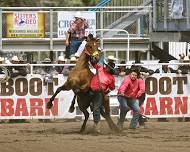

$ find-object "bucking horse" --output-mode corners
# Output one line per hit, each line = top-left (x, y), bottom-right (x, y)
(47, 37), (118, 133)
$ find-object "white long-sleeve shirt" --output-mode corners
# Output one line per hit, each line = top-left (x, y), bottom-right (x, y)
(74, 40), (87, 57)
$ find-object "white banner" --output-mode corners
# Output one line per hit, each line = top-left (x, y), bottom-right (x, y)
(0, 74), (75, 119)
(0, 73), (189, 119)
(57, 11), (96, 38)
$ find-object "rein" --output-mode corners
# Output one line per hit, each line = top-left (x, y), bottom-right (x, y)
(84, 47), (99, 57)
(84, 47), (90, 56)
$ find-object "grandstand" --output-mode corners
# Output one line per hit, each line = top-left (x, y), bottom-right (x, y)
(0, 0), (189, 63)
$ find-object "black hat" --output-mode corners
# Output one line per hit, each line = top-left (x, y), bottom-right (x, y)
(107, 62), (115, 69)
(129, 68), (140, 76)
(158, 60), (169, 63)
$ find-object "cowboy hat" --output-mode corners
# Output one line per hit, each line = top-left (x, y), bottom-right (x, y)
(74, 11), (84, 19)
(98, 47), (102, 51)
(183, 56), (190, 62)
(43, 58), (51, 63)
(70, 56), (77, 62)
(58, 56), (66, 62)
(107, 55), (118, 61)
(0, 57), (4, 62)
(11, 56), (19, 61)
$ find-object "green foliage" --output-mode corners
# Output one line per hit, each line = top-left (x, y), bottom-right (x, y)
(0, 0), (101, 7)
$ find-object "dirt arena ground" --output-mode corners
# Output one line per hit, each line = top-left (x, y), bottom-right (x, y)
(0, 119), (190, 152)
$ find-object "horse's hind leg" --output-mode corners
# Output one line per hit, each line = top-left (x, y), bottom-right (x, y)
(80, 108), (89, 133)
(100, 109), (119, 132)
(68, 95), (76, 113)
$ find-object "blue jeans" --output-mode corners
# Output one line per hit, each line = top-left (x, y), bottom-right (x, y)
(118, 96), (140, 129)
(89, 90), (104, 123)
(69, 38), (83, 55)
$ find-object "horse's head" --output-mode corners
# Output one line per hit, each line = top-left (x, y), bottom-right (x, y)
(84, 37), (101, 64)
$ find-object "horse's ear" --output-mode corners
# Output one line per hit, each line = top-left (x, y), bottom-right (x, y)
(96, 38), (100, 42)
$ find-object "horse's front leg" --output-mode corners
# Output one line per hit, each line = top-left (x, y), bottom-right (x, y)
(47, 81), (69, 109)
(80, 109), (89, 133)
(46, 86), (63, 109)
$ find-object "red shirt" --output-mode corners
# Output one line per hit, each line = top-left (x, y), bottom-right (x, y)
(91, 65), (115, 94)
(117, 76), (145, 99)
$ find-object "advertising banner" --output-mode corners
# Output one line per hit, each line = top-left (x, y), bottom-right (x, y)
(57, 11), (96, 38)
(0, 74), (75, 119)
(6, 12), (45, 38)
(0, 73), (189, 119)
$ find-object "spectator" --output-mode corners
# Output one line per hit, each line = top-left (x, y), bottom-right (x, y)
(131, 61), (154, 78)
(106, 55), (118, 64)
(8, 56), (28, 78)
(65, 11), (88, 59)
(115, 60), (130, 76)
(0, 57), (5, 74)
(41, 58), (57, 82)
(55, 56), (66, 74)
(70, 56), (77, 64)
(61, 56), (77, 76)
(155, 60), (177, 74)
(177, 55), (190, 74)
(0, 56), (10, 89)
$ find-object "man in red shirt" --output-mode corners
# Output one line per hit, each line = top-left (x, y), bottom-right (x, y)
(90, 62), (115, 132)
(117, 69), (145, 130)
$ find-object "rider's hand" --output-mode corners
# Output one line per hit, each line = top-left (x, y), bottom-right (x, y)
(65, 40), (69, 46)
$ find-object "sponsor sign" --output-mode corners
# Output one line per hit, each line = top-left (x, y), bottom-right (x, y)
(0, 74), (75, 119)
(0, 73), (189, 119)
(6, 12), (45, 38)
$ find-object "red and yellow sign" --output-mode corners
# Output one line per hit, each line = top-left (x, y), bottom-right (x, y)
(6, 12), (45, 38)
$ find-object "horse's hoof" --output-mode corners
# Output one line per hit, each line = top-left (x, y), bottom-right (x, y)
(68, 106), (75, 113)
(46, 102), (53, 109)
(79, 128), (85, 134)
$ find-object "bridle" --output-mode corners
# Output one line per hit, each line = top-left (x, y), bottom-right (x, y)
(84, 46), (100, 65)
(84, 47), (99, 57)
